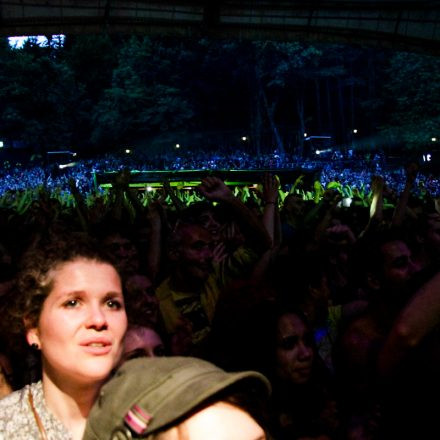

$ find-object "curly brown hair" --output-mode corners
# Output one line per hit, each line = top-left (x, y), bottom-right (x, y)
(2, 231), (119, 355)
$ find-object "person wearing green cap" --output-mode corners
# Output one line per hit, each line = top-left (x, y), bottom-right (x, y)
(83, 357), (272, 440)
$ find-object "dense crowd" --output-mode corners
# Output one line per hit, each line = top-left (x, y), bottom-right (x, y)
(0, 147), (439, 439)
(1, 147), (439, 198)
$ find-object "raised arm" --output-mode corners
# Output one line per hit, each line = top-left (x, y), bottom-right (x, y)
(369, 175), (385, 222)
(260, 173), (281, 247)
(359, 175), (385, 238)
(198, 176), (271, 252)
(392, 162), (418, 227)
(162, 179), (185, 212)
(377, 270), (440, 377)
(143, 201), (164, 284)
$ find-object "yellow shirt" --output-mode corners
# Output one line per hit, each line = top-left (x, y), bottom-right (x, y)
(156, 246), (257, 345)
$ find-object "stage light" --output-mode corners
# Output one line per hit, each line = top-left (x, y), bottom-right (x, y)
(316, 150), (321, 155)
(432, 137), (437, 142)
(353, 129), (358, 134)
(59, 162), (76, 169)
(175, 144), (180, 149)
(241, 136), (247, 141)
(146, 186), (153, 192)
(125, 149), (131, 154)
(304, 133), (307, 137)
(0, 141), (3, 148)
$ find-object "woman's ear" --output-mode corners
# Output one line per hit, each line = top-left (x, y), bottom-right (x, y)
(24, 320), (41, 349)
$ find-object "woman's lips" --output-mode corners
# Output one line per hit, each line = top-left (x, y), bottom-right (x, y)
(80, 338), (112, 355)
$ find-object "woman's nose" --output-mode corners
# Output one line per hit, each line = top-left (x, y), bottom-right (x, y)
(298, 341), (313, 360)
(86, 305), (108, 330)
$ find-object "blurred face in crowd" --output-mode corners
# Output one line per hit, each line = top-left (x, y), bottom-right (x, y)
(276, 313), (314, 385)
(121, 326), (165, 363)
(103, 233), (139, 275)
(155, 402), (265, 440)
(380, 240), (419, 289)
(197, 210), (222, 243)
(125, 274), (159, 327)
(175, 225), (214, 283)
(26, 258), (127, 386)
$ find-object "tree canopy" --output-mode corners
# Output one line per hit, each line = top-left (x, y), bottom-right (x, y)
(0, 34), (438, 156)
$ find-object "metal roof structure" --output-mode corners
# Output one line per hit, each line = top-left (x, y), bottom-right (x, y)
(1, 1), (440, 54)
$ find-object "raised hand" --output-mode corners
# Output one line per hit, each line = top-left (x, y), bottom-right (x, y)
(371, 175), (385, 193)
(261, 173), (279, 205)
(198, 176), (233, 202)
(212, 242), (228, 264)
(405, 162), (419, 184)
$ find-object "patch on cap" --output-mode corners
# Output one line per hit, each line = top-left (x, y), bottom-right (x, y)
(124, 404), (152, 435)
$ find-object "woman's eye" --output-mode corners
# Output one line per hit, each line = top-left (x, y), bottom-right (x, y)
(106, 299), (123, 309)
(64, 299), (79, 308)
(279, 335), (298, 350)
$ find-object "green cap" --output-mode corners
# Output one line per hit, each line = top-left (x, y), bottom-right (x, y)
(83, 356), (271, 440)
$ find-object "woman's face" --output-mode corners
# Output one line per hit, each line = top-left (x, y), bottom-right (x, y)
(122, 326), (166, 362)
(275, 313), (314, 385)
(27, 258), (127, 386)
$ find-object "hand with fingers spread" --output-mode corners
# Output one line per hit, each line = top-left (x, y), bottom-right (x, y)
(198, 176), (233, 202)
(212, 242), (228, 264)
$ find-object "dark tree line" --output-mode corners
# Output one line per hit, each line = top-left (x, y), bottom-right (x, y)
(0, 34), (439, 157)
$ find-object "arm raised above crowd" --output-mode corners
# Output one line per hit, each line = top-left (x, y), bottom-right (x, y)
(198, 176), (272, 252)
(392, 162), (418, 227)
(369, 175), (385, 222)
(259, 173), (281, 247)
(162, 179), (185, 211)
(359, 175), (385, 238)
(377, 270), (440, 377)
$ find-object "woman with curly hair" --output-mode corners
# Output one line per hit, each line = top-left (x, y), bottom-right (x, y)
(0, 232), (127, 440)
